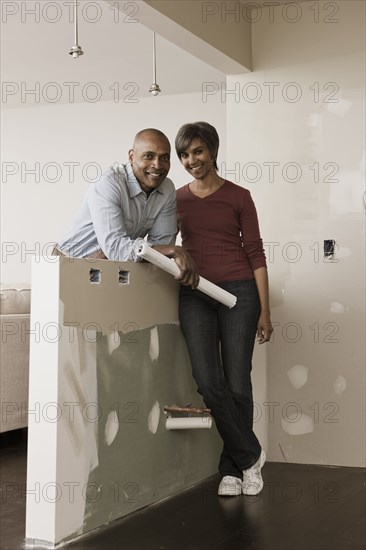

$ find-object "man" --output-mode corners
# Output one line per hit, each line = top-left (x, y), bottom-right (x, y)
(55, 129), (198, 286)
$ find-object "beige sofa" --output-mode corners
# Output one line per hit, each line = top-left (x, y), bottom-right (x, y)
(0, 284), (31, 432)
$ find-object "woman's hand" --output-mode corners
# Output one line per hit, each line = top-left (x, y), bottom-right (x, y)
(253, 267), (272, 343)
(257, 311), (273, 344)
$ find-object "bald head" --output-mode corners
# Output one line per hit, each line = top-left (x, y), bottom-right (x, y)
(133, 128), (170, 149)
(128, 129), (171, 194)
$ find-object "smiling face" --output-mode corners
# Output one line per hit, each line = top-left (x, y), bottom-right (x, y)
(179, 138), (216, 180)
(129, 131), (171, 194)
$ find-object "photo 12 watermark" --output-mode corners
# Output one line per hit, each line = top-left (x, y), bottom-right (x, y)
(1, 81), (140, 105)
(2, 161), (103, 183)
(201, 477), (340, 503)
(202, 81), (340, 104)
(253, 400), (340, 424)
(1, 318), (141, 345)
(1, 479), (140, 504)
(1, 1), (139, 24)
(201, 2), (340, 24)
(219, 161), (339, 184)
(1, 399), (140, 425)
(196, 317), (340, 345)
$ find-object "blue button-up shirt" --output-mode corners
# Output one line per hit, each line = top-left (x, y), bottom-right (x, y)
(57, 163), (177, 261)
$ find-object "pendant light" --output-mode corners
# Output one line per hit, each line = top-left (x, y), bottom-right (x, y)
(69, 0), (84, 58)
(149, 32), (161, 96)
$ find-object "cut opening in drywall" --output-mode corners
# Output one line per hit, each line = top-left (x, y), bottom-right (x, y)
(118, 270), (130, 285)
(90, 269), (102, 284)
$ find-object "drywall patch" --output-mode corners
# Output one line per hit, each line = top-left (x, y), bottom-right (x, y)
(334, 375), (347, 395)
(326, 98), (352, 117)
(149, 326), (159, 362)
(287, 364), (308, 389)
(105, 410), (119, 446)
(107, 331), (120, 355)
(148, 401), (160, 434)
(281, 413), (314, 435)
(83, 327), (98, 343)
(330, 302), (345, 314)
(336, 247), (352, 259)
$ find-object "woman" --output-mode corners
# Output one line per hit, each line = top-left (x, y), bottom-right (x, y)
(175, 122), (273, 497)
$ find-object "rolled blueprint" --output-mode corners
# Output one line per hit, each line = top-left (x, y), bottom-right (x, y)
(166, 416), (212, 430)
(136, 242), (237, 309)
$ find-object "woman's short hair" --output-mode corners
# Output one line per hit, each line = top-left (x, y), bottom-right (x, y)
(175, 121), (219, 171)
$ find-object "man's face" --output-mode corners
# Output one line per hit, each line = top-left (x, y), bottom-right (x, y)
(129, 133), (171, 194)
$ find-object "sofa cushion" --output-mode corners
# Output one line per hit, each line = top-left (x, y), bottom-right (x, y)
(0, 284), (31, 315)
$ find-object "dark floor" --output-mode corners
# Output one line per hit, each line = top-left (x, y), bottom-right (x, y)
(0, 429), (365, 550)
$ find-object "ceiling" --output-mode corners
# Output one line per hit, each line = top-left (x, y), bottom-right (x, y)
(0, 0), (225, 108)
(1, 0), (344, 108)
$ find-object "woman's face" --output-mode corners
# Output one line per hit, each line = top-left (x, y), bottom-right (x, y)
(179, 138), (216, 180)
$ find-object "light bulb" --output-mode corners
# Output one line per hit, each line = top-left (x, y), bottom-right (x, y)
(69, 45), (84, 58)
(149, 83), (161, 96)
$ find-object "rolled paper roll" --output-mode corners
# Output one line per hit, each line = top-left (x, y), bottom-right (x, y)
(164, 406), (211, 414)
(166, 416), (212, 430)
(136, 242), (237, 309)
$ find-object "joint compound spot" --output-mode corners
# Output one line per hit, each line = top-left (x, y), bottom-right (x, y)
(149, 326), (159, 362)
(330, 302), (345, 314)
(83, 328), (98, 343)
(105, 410), (119, 446)
(148, 401), (160, 434)
(287, 364), (308, 389)
(336, 247), (352, 259)
(107, 330), (120, 355)
(281, 413), (314, 435)
(334, 375), (347, 394)
(326, 98), (352, 117)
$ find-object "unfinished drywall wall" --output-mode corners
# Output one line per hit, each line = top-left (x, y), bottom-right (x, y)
(26, 256), (222, 547)
(226, 0), (365, 467)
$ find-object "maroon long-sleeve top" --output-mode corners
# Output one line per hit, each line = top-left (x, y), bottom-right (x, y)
(176, 180), (267, 284)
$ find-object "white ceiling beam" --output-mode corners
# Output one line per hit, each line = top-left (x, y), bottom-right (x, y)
(105, 0), (252, 74)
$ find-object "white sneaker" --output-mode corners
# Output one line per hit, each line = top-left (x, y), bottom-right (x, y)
(242, 450), (266, 495)
(218, 475), (243, 496)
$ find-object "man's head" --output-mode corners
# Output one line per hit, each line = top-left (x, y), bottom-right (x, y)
(129, 129), (171, 194)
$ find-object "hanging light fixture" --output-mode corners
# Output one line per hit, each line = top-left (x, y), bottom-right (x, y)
(69, 0), (84, 58)
(149, 32), (161, 96)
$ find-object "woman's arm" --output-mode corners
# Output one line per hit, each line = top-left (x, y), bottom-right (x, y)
(253, 266), (273, 344)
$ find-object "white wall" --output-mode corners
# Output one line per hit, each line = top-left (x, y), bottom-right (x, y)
(226, 1), (365, 466)
(1, 93), (226, 282)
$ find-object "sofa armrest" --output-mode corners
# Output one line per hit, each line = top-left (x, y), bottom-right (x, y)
(0, 314), (30, 432)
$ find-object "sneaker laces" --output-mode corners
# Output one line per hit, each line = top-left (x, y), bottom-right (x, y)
(243, 462), (261, 484)
(224, 475), (241, 482)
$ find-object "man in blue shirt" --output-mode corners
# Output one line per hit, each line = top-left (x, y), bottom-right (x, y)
(55, 128), (197, 286)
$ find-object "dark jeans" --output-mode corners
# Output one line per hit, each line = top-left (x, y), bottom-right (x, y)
(179, 279), (262, 479)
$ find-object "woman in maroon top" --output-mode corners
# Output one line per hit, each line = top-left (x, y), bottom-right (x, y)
(175, 121), (273, 497)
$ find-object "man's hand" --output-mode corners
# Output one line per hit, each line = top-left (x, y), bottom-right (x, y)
(152, 245), (199, 288)
(171, 246), (199, 288)
(87, 249), (107, 259)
